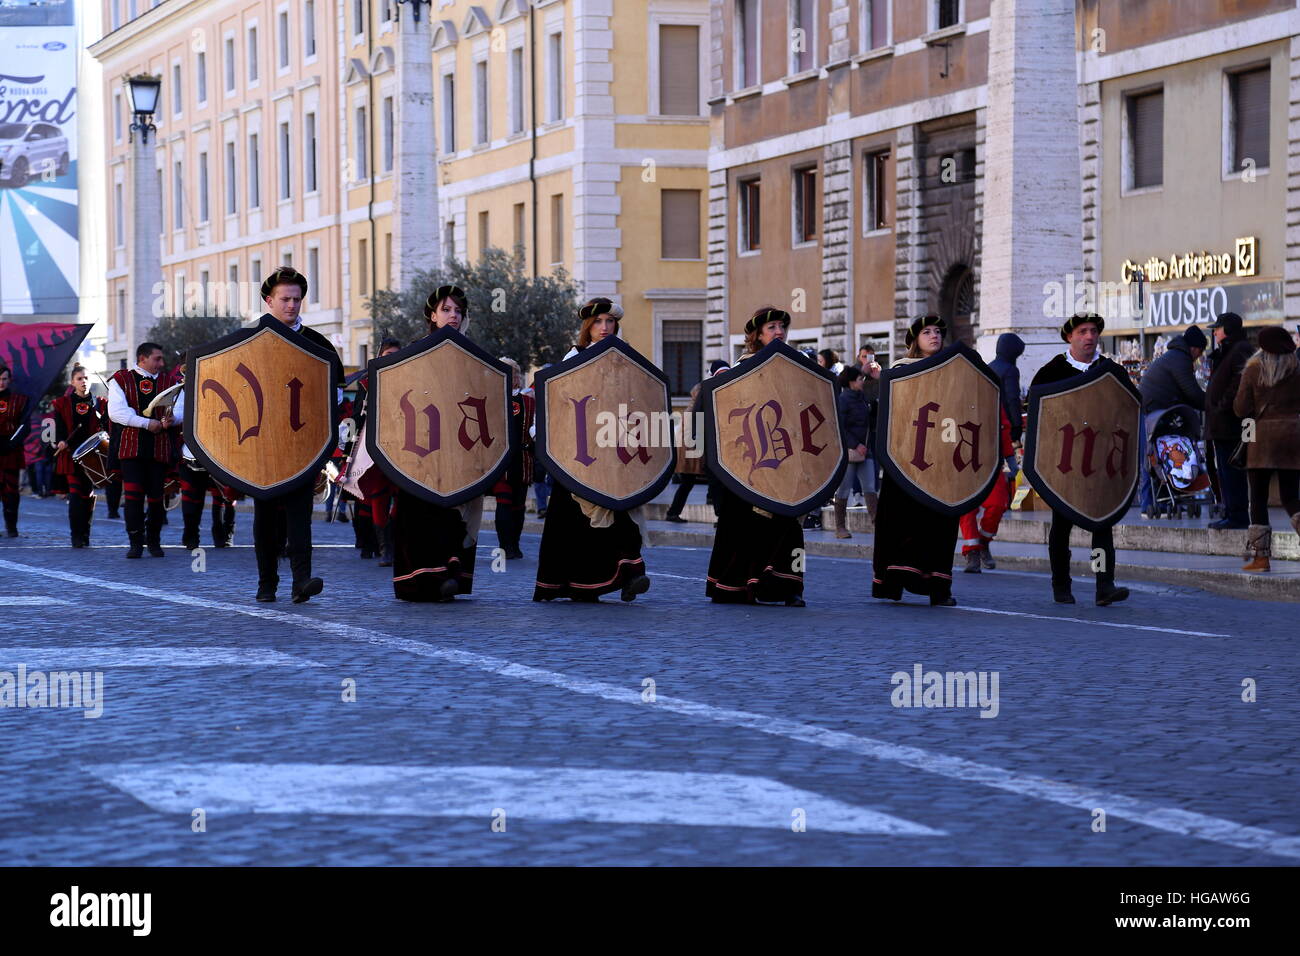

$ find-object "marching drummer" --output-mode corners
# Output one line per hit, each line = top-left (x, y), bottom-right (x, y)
(107, 342), (175, 558)
(52, 364), (111, 547)
(0, 362), (30, 538)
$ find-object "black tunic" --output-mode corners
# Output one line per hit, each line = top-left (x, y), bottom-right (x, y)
(705, 484), (805, 603)
(532, 484), (646, 601)
(391, 490), (477, 601)
(870, 473), (958, 601)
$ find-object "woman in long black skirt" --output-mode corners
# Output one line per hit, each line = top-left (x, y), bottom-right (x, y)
(533, 298), (652, 603)
(871, 315), (960, 607)
(705, 306), (806, 607)
(391, 286), (484, 602)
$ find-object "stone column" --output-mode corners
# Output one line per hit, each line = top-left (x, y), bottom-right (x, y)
(893, 123), (923, 357)
(705, 0), (728, 361)
(128, 131), (163, 354)
(821, 139), (853, 355)
(393, 12), (438, 281)
(1285, 36), (1300, 323)
(977, 0), (1082, 378)
(572, 0), (621, 300)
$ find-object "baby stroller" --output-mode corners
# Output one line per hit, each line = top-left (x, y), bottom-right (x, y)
(1145, 405), (1212, 519)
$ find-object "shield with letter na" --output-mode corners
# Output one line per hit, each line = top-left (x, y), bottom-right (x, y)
(534, 336), (676, 510)
(875, 341), (1002, 518)
(1022, 360), (1141, 532)
(699, 339), (846, 517)
(365, 326), (516, 506)
(185, 315), (340, 499)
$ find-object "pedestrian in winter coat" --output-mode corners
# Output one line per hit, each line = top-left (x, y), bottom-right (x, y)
(1204, 312), (1254, 529)
(831, 365), (880, 537)
(1140, 327), (1207, 414)
(1232, 325), (1300, 572)
(988, 332), (1025, 443)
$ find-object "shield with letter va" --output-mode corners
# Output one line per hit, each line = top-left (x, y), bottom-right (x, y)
(534, 336), (676, 510)
(875, 342), (1002, 517)
(365, 326), (516, 506)
(1022, 361), (1141, 532)
(185, 315), (340, 499)
(699, 339), (846, 517)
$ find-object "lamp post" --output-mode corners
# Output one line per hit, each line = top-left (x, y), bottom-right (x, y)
(394, 0), (432, 24)
(125, 73), (163, 365)
(125, 73), (161, 144)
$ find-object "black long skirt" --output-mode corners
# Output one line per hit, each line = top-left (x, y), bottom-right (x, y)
(871, 474), (958, 600)
(705, 485), (804, 603)
(532, 485), (646, 601)
(392, 490), (476, 601)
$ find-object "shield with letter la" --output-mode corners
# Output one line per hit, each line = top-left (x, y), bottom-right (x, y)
(185, 315), (340, 499)
(1022, 360), (1141, 532)
(364, 326), (516, 506)
(699, 339), (846, 517)
(875, 342), (1002, 517)
(534, 336), (676, 510)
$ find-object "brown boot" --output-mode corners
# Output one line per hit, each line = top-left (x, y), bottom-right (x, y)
(833, 498), (851, 538)
(1242, 524), (1271, 572)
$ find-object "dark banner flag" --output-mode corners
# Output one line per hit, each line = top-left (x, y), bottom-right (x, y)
(0, 321), (92, 401)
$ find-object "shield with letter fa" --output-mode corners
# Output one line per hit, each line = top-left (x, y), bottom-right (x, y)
(534, 336), (676, 510)
(365, 326), (516, 506)
(699, 339), (846, 517)
(875, 342), (1002, 517)
(185, 315), (340, 499)
(1022, 361), (1141, 532)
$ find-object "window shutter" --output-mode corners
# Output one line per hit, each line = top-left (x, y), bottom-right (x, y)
(660, 26), (700, 115)
(661, 189), (701, 259)
(1131, 91), (1163, 189)
(1234, 67), (1270, 171)
(740, 0), (759, 88)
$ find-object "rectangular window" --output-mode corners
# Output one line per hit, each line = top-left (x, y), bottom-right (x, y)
(1230, 66), (1270, 173)
(793, 166), (817, 243)
(551, 194), (564, 263)
(356, 106), (368, 178)
(358, 237), (369, 296)
(510, 47), (525, 133)
(444, 220), (456, 259)
(199, 269), (209, 315)
(662, 321), (704, 398)
(248, 134), (261, 207)
(173, 160), (184, 230)
(174, 271), (185, 316)
(307, 247), (320, 303)
(304, 0), (316, 58)
(738, 0), (759, 89)
(114, 92), (123, 142)
(864, 149), (889, 231)
(937, 0), (961, 29)
(172, 63), (182, 115)
(548, 32), (564, 122)
(791, 0), (816, 74)
(282, 248), (292, 267)
(229, 263), (239, 311)
(224, 36), (235, 93)
(111, 0), (120, 31)
(196, 51), (207, 104)
(117, 289), (126, 335)
(661, 189), (701, 259)
(353, 0), (364, 37)
(384, 232), (392, 287)
(475, 60), (490, 144)
(513, 202), (526, 251)
(278, 122), (291, 200)
(305, 112), (318, 191)
(865, 0), (888, 50)
(278, 11), (289, 69)
(225, 142), (237, 214)
(114, 183), (124, 246)
(659, 25), (700, 116)
(478, 210), (490, 258)
(1127, 89), (1163, 189)
(442, 74), (456, 152)
(129, 0), (137, 19)
(248, 26), (259, 83)
(382, 97), (394, 171)
(381, 0), (392, 24)
(199, 151), (210, 222)
(250, 257), (262, 299)
(738, 177), (761, 252)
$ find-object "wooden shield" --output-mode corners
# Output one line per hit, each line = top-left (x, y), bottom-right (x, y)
(365, 327), (515, 506)
(875, 342), (1002, 517)
(534, 336), (675, 510)
(185, 316), (340, 498)
(700, 339), (846, 517)
(1023, 361), (1141, 532)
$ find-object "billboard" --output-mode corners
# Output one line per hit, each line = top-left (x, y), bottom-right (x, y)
(0, 0), (78, 317)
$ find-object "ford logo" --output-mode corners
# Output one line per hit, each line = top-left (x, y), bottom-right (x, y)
(43, 42), (67, 51)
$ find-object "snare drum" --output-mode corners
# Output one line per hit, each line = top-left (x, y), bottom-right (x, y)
(72, 431), (112, 487)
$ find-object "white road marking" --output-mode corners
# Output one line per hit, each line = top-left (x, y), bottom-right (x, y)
(0, 597), (73, 606)
(0, 556), (1293, 860)
(87, 762), (943, 835)
(0, 647), (321, 668)
(946, 605), (1228, 638)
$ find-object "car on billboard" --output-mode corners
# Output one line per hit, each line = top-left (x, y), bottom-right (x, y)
(0, 122), (70, 188)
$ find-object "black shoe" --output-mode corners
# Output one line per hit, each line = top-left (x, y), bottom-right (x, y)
(784, 596), (807, 607)
(212, 539), (230, 549)
(4, 529), (16, 538)
(665, 514), (687, 523)
(1095, 584), (1130, 607)
(1209, 518), (1249, 530)
(292, 577), (324, 604)
(107, 512), (121, 520)
(963, 551), (982, 574)
(181, 535), (199, 550)
(536, 508), (546, 519)
(1052, 586), (1075, 604)
(621, 574), (651, 602)
(980, 546), (996, 570)
(872, 582), (903, 602)
(147, 541), (165, 557)
(439, 578), (460, 600)
(256, 591), (276, 603)
(506, 549), (524, 560)
(71, 538), (86, 549)
(126, 545), (143, 559)
(930, 594), (957, 607)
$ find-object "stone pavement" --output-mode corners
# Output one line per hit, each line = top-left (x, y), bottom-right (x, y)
(0, 492), (1295, 866)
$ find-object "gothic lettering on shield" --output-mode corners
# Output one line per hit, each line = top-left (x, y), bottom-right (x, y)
(457, 396), (495, 452)
(908, 401), (983, 473)
(1106, 429), (1131, 479)
(910, 401), (940, 471)
(730, 401), (793, 481)
(952, 422), (983, 473)
(1056, 423), (1099, 477)
(400, 389), (440, 457)
(615, 414), (652, 466)
(799, 405), (828, 456)
(201, 362), (265, 444)
(287, 377), (306, 432)
(570, 394), (597, 467)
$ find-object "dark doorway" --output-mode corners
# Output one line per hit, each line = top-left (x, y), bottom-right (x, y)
(940, 264), (977, 346)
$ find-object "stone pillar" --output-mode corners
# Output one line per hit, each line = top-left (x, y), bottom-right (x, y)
(977, 0), (1082, 378)
(572, 0), (621, 300)
(1078, 81), (1102, 293)
(393, 12), (438, 281)
(128, 131), (163, 354)
(821, 139), (853, 355)
(1285, 37), (1300, 323)
(893, 123), (923, 357)
(706, 167), (729, 360)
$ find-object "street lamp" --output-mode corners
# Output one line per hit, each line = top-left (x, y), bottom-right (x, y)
(394, 0), (431, 23)
(125, 73), (161, 144)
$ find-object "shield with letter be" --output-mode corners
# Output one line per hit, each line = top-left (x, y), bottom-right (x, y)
(185, 316), (340, 499)
(365, 326), (516, 506)
(875, 342), (1002, 517)
(1022, 361), (1141, 532)
(699, 339), (846, 517)
(534, 336), (676, 510)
